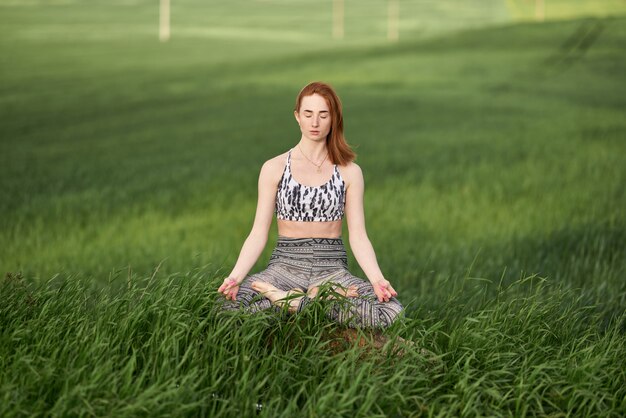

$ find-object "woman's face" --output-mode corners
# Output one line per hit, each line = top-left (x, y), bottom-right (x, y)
(294, 93), (332, 142)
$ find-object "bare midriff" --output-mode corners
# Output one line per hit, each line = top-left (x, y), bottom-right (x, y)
(277, 219), (343, 239)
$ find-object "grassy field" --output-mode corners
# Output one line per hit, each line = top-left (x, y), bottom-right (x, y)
(1, 1), (625, 416)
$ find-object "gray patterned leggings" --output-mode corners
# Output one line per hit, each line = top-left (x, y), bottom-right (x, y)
(221, 236), (404, 328)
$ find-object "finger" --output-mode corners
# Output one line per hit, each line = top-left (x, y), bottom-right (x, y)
(221, 278), (236, 289)
(221, 280), (235, 291)
(380, 282), (397, 298)
(220, 285), (231, 295)
(379, 285), (391, 302)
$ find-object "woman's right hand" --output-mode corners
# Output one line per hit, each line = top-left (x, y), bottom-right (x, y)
(218, 277), (240, 300)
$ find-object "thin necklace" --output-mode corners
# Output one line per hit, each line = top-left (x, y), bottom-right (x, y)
(298, 144), (328, 173)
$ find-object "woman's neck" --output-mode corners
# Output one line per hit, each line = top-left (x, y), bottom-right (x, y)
(297, 139), (327, 162)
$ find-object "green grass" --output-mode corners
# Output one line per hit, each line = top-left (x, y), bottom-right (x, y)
(1, 1), (625, 416)
(2, 272), (624, 416)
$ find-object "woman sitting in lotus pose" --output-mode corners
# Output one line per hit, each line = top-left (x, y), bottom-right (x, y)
(218, 81), (403, 328)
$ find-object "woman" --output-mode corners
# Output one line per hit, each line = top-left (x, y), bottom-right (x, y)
(218, 81), (403, 328)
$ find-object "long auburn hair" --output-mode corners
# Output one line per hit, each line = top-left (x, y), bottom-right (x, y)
(294, 81), (356, 166)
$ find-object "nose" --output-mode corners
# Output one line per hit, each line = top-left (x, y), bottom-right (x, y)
(312, 116), (319, 127)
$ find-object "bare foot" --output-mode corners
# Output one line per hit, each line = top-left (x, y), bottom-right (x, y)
(307, 285), (359, 299)
(251, 282), (304, 313)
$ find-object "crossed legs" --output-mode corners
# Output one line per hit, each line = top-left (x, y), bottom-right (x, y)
(222, 265), (403, 328)
(251, 281), (358, 313)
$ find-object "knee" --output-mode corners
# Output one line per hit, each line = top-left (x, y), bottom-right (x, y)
(376, 298), (404, 327)
(219, 297), (241, 311)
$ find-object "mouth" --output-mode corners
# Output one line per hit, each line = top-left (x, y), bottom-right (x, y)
(310, 131), (320, 135)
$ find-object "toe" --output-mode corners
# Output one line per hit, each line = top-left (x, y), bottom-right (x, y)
(347, 286), (359, 297)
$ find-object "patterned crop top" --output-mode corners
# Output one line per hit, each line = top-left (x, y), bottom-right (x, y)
(275, 149), (346, 222)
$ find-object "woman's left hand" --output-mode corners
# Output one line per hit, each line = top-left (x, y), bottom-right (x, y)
(370, 278), (398, 303)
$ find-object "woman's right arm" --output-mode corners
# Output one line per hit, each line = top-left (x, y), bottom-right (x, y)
(218, 159), (280, 300)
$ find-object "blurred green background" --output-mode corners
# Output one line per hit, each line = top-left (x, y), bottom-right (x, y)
(1, 0), (624, 305)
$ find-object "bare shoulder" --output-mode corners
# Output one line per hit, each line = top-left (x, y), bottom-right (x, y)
(337, 161), (363, 188)
(259, 150), (290, 183)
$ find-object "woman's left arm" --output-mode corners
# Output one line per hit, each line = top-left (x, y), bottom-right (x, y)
(344, 163), (398, 303)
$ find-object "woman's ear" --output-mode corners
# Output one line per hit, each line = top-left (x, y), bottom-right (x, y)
(294, 110), (300, 124)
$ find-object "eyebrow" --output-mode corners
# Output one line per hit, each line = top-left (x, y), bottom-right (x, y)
(303, 109), (329, 113)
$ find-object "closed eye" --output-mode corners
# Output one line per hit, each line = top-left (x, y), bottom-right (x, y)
(304, 111), (329, 116)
